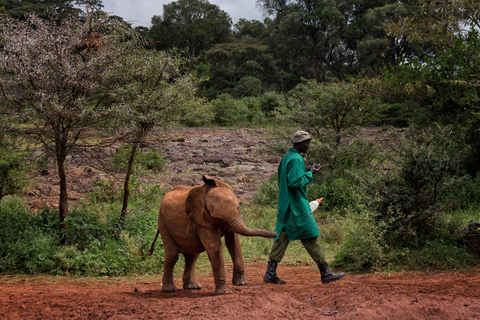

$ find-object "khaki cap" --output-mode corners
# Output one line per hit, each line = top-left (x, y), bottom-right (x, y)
(291, 130), (312, 143)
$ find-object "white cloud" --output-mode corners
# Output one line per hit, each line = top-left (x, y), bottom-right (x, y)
(100, 0), (265, 28)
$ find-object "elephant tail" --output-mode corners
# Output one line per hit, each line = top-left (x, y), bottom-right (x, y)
(148, 229), (160, 256)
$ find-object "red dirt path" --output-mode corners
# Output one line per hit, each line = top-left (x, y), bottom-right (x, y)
(1, 262), (479, 319)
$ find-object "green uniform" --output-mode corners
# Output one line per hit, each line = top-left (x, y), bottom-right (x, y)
(274, 148), (320, 241)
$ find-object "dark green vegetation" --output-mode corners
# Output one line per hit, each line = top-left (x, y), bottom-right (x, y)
(1, 0), (480, 275)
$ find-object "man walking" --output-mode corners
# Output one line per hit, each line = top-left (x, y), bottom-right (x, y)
(263, 130), (345, 284)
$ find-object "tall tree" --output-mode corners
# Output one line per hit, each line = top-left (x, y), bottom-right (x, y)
(378, 0), (480, 174)
(0, 0), (103, 20)
(262, 0), (345, 83)
(274, 80), (382, 142)
(147, 0), (232, 58)
(110, 49), (212, 221)
(0, 10), (136, 239)
(257, 0), (414, 84)
(199, 42), (279, 98)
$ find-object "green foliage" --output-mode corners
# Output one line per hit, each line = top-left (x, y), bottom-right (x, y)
(110, 49), (212, 136)
(253, 173), (278, 206)
(108, 145), (167, 174)
(334, 209), (480, 272)
(237, 204), (277, 261)
(333, 211), (387, 272)
(1, 0), (79, 20)
(0, 198), (59, 273)
(233, 76), (264, 98)
(392, 239), (480, 271)
(371, 127), (467, 248)
(87, 179), (119, 204)
(0, 134), (30, 200)
(212, 94), (267, 126)
(198, 42), (279, 98)
(0, 191), (165, 276)
(440, 174), (480, 210)
(146, 0), (232, 58)
(274, 80), (384, 143)
(61, 211), (104, 250)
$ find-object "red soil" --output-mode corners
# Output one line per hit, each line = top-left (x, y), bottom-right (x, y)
(1, 262), (479, 319)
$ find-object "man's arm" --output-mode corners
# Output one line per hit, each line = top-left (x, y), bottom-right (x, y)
(286, 157), (312, 188)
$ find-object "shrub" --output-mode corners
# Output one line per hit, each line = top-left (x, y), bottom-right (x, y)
(61, 209), (105, 250)
(213, 93), (250, 126)
(0, 135), (30, 200)
(87, 179), (119, 203)
(108, 145), (167, 174)
(253, 173), (278, 206)
(333, 211), (387, 272)
(371, 127), (466, 248)
(212, 94), (267, 126)
(0, 198), (58, 273)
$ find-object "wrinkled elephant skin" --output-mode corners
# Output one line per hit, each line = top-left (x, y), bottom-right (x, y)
(149, 175), (277, 295)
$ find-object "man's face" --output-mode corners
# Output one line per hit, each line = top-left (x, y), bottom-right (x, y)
(298, 139), (311, 154)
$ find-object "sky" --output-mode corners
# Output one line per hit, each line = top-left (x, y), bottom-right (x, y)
(99, 0), (265, 28)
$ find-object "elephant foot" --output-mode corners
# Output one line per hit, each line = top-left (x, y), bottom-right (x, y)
(214, 286), (232, 295)
(183, 281), (202, 290)
(232, 274), (248, 286)
(161, 284), (178, 293)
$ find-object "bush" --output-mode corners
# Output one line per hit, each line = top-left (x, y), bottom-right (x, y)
(0, 135), (30, 200)
(439, 173), (480, 210)
(0, 198), (58, 273)
(212, 94), (267, 126)
(108, 145), (167, 174)
(61, 209), (105, 250)
(253, 173), (278, 206)
(371, 127), (467, 248)
(333, 211), (387, 272)
(0, 193), (165, 276)
(391, 239), (480, 271)
(87, 179), (119, 204)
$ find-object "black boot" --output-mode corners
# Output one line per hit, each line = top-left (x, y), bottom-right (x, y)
(263, 261), (286, 284)
(318, 262), (345, 284)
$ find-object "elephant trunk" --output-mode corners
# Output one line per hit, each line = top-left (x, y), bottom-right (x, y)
(229, 217), (277, 238)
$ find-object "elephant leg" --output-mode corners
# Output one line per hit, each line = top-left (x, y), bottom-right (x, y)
(200, 229), (231, 295)
(182, 253), (201, 290)
(225, 231), (247, 286)
(161, 233), (180, 293)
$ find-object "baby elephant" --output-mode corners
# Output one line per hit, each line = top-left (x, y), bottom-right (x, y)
(149, 175), (277, 295)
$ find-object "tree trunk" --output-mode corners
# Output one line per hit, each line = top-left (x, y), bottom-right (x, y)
(121, 142), (138, 222)
(56, 141), (69, 245)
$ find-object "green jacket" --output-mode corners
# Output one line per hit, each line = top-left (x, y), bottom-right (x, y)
(274, 148), (320, 240)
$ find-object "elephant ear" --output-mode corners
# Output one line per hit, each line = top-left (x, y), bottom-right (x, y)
(202, 175), (217, 188)
(185, 175), (218, 227)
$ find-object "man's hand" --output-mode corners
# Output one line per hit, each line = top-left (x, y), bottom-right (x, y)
(310, 164), (321, 173)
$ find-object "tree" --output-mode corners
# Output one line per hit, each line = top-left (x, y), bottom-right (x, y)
(0, 0), (103, 20)
(274, 80), (382, 143)
(387, 0), (480, 51)
(198, 42), (279, 98)
(147, 0), (232, 58)
(109, 49), (212, 221)
(0, 10), (137, 239)
(380, 0), (480, 174)
(261, 0), (345, 83)
(258, 0), (415, 85)
(233, 18), (269, 44)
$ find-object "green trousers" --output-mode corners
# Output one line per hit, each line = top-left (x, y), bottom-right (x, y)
(268, 229), (325, 264)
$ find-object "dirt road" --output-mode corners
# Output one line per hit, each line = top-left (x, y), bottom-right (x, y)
(1, 262), (479, 319)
